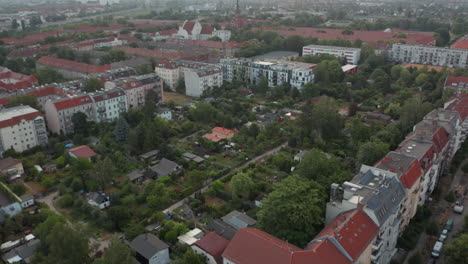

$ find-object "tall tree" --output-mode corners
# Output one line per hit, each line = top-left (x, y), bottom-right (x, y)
(35, 67), (64, 85)
(444, 233), (468, 264)
(83, 78), (104, 92)
(114, 117), (129, 142)
(8, 95), (41, 110)
(72, 112), (90, 136)
(100, 238), (134, 264)
(257, 174), (325, 247)
(356, 140), (389, 166)
(90, 157), (115, 190)
(297, 149), (348, 186)
(230, 173), (255, 200)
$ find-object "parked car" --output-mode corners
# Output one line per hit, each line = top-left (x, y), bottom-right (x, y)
(454, 201), (464, 214)
(439, 229), (448, 242)
(445, 219), (453, 231)
(432, 241), (443, 258)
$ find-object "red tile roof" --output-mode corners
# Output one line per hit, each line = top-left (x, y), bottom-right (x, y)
(37, 56), (111, 74)
(113, 46), (183, 60)
(0, 111), (43, 129)
(54, 95), (93, 111)
(27, 86), (75, 98)
(183, 39), (244, 49)
(292, 238), (352, 264)
(0, 71), (38, 91)
(68, 145), (96, 158)
(92, 89), (125, 102)
(201, 26), (214, 35)
(376, 152), (422, 189)
(446, 94), (468, 121)
(203, 133), (225, 143)
(255, 27), (436, 45)
(445, 76), (468, 89)
(183, 21), (196, 34)
(212, 127), (234, 136)
(194, 232), (229, 264)
(314, 209), (378, 261)
(451, 35), (468, 49)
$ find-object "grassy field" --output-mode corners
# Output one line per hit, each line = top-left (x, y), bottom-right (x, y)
(164, 92), (192, 104)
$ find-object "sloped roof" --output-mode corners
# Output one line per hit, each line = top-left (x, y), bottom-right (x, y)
(314, 209), (378, 261)
(203, 133), (225, 142)
(445, 94), (468, 121)
(53, 95), (93, 110)
(194, 232), (229, 264)
(445, 76), (468, 89)
(183, 21), (196, 34)
(222, 210), (256, 229)
(451, 35), (468, 49)
(0, 106), (42, 129)
(37, 56), (111, 74)
(292, 238), (352, 264)
(212, 127), (234, 136)
(151, 158), (179, 177)
(114, 46), (183, 60)
(208, 219), (237, 240)
(201, 26), (214, 35)
(68, 145), (96, 158)
(130, 233), (169, 259)
(376, 152), (422, 189)
(0, 157), (22, 171)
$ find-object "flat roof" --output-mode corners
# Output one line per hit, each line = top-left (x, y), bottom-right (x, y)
(0, 105), (38, 122)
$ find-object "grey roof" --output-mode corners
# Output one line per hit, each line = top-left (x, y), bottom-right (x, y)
(129, 233), (169, 259)
(2, 239), (40, 263)
(127, 169), (145, 181)
(397, 139), (433, 161)
(139, 149), (160, 160)
(19, 194), (34, 202)
(151, 158), (179, 177)
(221, 210), (256, 230)
(253, 51), (299, 60)
(86, 192), (108, 204)
(207, 219), (237, 240)
(0, 157), (21, 171)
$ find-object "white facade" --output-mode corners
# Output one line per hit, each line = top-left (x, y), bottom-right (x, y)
(191, 245), (218, 264)
(92, 88), (128, 123)
(390, 44), (468, 68)
(154, 66), (180, 90)
(185, 68), (223, 97)
(212, 30), (232, 42)
(94, 37), (126, 48)
(302, 44), (361, 65)
(0, 106), (48, 156)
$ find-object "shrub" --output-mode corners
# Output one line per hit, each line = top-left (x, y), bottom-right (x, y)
(444, 191), (456, 203)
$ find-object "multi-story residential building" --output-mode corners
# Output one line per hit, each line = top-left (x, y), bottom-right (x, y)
(166, 38), (244, 57)
(176, 21), (231, 42)
(302, 45), (361, 65)
(155, 60), (223, 97)
(91, 88), (128, 123)
(0, 106), (48, 156)
(105, 74), (164, 109)
(375, 152), (423, 231)
(326, 165), (405, 264)
(219, 58), (315, 89)
(44, 95), (95, 134)
(36, 56), (111, 79)
(0, 69), (38, 93)
(389, 44), (468, 68)
(444, 94), (468, 143)
(444, 75), (468, 95)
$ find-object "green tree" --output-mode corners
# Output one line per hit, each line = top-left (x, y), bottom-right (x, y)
(100, 238), (134, 264)
(8, 94), (41, 110)
(90, 157), (115, 190)
(356, 141), (389, 166)
(257, 174), (325, 247)
(72, 112), (90, 136)
(230, 173), (255, 200)
(299, 97), (343, 142)
(164, 230), (177, 243)
(444, 234), (468, 264)
(408, 251), (423, 264)
(83, 78), (104, 92)
(399, 96), (433, 132)
(114, 117), (129, 142)
(107, 206), (132, 231)
(176, 78), (185, 94)
(35, 67), (64, 85)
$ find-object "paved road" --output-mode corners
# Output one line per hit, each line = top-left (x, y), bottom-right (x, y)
(163, 142), (288, 214)
(406, 159), (467, 264)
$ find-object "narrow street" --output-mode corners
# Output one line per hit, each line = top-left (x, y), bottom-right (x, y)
(404, 159), (467, 264)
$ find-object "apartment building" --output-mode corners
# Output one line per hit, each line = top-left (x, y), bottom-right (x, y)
(176, 21), (231, 42)
(105, 73), (164, 108)
(219, 58), (315, 89)
(91, 88), (128, 123)
(302, 44), (361, 65)
(0, 106), (48, 156)
(444, 76), (468, 95)
(44, 95), (95, 134)
(36, 56), (111, 79)
(326, 165), (405, 264)
(389, 44), (468, 68)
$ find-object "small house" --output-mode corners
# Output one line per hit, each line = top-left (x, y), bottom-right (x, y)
(67, 145), (97, 160)
(207, 219), (237, 240)
(156, 108), (172, 121)
(19, 194), (34, 208)
(221, 210), (257, 230)
(182, 153), (205, 164)
(177, 228), (204, 246)
(1, 239), (40, 264)
(139, 149), (160, 163)
(42, 164), (57, 174)
(151, 158), (181, 178)
(191, 232), (229, 264)
(0, 158), (24, 181)
(129, 233), (170, 264)
(86, 192), (110, 210)
(127, 169), (155, 184)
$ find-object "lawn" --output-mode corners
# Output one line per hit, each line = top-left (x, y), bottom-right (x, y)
(164, 92), (192, 104)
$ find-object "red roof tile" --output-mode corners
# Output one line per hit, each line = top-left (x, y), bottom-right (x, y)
(183, 21), (196, 34)
(203, 133), (225, 143)
(446, 94), (468, 121)
(292, 239), (352, 264)
(212, 127), (234, 136)
(113, 46), (183, 60)
(376, 152), (422, 189)
(92, 89), (125, 102)
(194, 232), (229, 264)
(68, 145), (96, 158)
(201, 26), (214, 35)
(314, 209), (378, 261)
(451, 35), (468, 49)
(27, 86), (74, 98)
(0, 111), (43, 129)
(54, 95), (93, 110)
(37, 56), (111, 74)
(445, 76), (468, 89)
(0, 71), (38, 91)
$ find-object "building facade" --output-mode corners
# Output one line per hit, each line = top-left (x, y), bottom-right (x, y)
(0, 106), (48, 156)
(44, 95), (95, 134)
(302, 44), (361, 65)
(91, 88), (128, 123)
(389, 44), (468, 68)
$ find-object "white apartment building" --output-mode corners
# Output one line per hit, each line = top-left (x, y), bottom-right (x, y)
(185, 67), (223, 98)
(154, 61), (180, 90)
(302, 44), (361, 65)
(44, 95), (95, 134)
(91, 88), (128, 123)
(390, 44), (468, 68)
(0, 106), (48, 156)
(219, 58), (315, 89)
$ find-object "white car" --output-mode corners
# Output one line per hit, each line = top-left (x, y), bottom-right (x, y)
(439, 229), (448, 242)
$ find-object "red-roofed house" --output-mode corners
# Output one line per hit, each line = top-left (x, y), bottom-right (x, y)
(113, 46), (183, 60)
(222, 228), (352, 264)
(44, 95), (95, 134)
(67, 145), (96, 160)
(167, 39), (243, 56)
(26, 86), (77, 108)
(36, 56), (111, 79)
(203, 127), (235, 143)
(451, 34), (468, 50)
(0, 105), (48, 156)
(375, 152), (423, 230)
(192, 232), (229, 264)
(445, 75), (468, 95)
(0, 71), (38, 92)
(313, 208), (379, 263)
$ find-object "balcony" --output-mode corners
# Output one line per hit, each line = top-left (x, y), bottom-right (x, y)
(372, 238), (383, 251)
